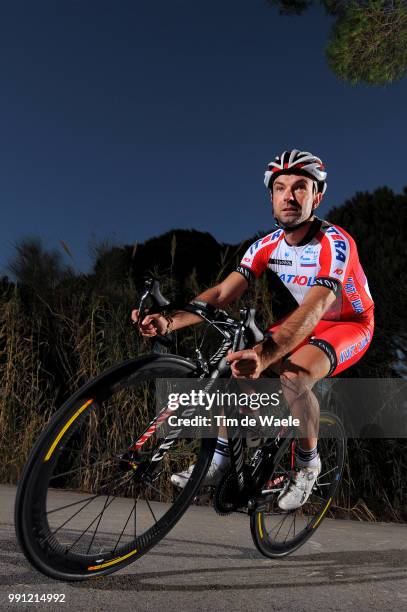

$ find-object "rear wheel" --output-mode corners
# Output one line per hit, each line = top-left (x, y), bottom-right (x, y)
(15, 355), (216, 580)
(250, 411), (346, 558)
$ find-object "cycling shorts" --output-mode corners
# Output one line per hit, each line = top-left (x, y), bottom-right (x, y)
(267, 317), (374, 377)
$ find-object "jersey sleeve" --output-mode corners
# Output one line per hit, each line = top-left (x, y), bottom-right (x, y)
(236, 234), (274, 283)
(313, 226), (352, 294)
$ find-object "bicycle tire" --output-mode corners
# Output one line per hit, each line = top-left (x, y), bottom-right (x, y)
(250, 411), (346, 558)
(15, 354), (217, 581)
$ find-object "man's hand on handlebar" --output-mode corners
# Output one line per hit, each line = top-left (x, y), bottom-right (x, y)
(131, 310), (168, 337)
(227, 349), (264, 379)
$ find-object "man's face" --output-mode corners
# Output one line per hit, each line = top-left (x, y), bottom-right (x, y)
(271, 174), (322, 228)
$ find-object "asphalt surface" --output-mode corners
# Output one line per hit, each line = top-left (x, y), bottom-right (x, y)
(1, 484), (407, 611)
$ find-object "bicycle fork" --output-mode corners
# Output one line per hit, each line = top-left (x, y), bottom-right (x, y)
(119, 377), (218, 480)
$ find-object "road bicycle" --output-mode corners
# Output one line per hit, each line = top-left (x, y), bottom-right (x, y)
(15, 278), (346, 581)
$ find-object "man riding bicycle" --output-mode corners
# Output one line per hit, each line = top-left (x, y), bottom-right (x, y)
(132, 149), (374, 511)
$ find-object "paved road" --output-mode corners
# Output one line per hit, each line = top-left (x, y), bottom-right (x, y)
(1, 484), (407, 611)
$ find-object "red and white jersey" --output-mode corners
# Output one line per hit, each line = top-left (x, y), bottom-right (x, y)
(236, 218), (374, 323)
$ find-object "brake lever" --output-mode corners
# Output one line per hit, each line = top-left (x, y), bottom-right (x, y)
(133, 278), (174, 347)
(231, 308), (247, 353)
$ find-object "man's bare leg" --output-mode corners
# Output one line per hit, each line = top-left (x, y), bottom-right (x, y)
(279, 344), (331, 450)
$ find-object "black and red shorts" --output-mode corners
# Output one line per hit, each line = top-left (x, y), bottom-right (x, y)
(267, 317), (374, 377)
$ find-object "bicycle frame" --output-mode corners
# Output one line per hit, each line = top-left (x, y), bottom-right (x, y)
(126, 278), (291, 511)
(15, 279), (346, 581)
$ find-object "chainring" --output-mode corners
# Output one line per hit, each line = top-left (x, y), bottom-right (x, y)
(213, 469), (240, 515)
(213, 465), (255, 515)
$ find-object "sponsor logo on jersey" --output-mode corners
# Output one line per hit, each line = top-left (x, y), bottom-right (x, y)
(300, 256), (318, 267)
(344, 277), (365, 314)
(303, 246), (316, 254)
(270, 258), (292, 266)
(248, 231), (281, 256)
(236, 265), (253, 282)
(249, 239), (262, 255)
(334, 268), (343, 275)
(279, 273), (316, 286)
(300, 245), (318, 267)
(339, 331), (371, 364)
(271, 229), (283, 241)
(313, 278), (339, 293)
(327, 227), (347, 263)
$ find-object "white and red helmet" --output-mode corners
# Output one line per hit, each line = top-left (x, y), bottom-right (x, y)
(264, 149), (327, 195)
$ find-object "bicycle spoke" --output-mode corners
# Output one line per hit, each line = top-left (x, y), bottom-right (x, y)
(145, 480), (166, 498)
(270, 511), (291, 541)
(46, 494), (100, 515)
(16, 353), (218, 581)
(317, 449), (336, 464)
(86, 494), (111, 554)
(103, 471), (134, 494)
(39, 495), (102, 547)
(253, 416), (345, 557)
(113, 501), (137, 554)
(283, 514), (296, 543)
(49, 457), (114, 482)
(45, 449), (171, 554)
(145, 497), (158, 524)
(318, 464), (339, 480)
(310, 491), (327, 503)
(134, 497), (137, 540)
(66, 495), (118, 553)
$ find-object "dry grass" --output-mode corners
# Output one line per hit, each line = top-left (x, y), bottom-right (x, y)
(0, 273), (406, 521)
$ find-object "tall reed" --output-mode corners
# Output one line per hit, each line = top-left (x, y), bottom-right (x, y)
(0, 257), (405, 521)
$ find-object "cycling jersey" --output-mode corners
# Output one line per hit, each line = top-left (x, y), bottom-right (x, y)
(236, 217), (374, 324)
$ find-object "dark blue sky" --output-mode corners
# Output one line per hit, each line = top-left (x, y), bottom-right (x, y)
(1, 0), (406, 274)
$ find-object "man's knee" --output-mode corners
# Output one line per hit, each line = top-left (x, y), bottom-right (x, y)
(280, 361), (311, 386)
(280, 364), (314, 400)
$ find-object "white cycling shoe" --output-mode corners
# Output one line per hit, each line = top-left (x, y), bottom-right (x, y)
(171, 459), (229, 489)
(277, 455), (321, 511)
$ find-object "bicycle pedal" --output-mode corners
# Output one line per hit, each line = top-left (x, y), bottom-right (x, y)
(193, 490), (212, 506)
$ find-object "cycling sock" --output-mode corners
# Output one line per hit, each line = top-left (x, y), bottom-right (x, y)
(212, 437), (230, 469)
(295, 445), (319, 468)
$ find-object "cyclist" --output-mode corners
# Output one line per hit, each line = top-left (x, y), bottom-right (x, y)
(132, 149), (374, 510)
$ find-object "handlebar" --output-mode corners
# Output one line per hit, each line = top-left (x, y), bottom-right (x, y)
(134, 277), (265, 351)
(135, 278), (173, 348)
(232, 308), (264, 353)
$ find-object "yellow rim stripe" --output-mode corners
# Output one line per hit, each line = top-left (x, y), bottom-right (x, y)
(320, 417), (335, 425)
(88, 548), (138, 571)
(44, 399), (94, 462)
(312, 497), (332, 529)
(257, 512), (264, 539)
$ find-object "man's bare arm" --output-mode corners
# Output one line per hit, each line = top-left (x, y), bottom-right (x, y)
(259, 285), (337, 368)
(133, 271), (248, 335)
(170, 271), (248, 331)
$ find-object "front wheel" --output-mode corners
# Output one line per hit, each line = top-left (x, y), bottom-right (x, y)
(15, 354), (217, 581)
(250, 411), (346, 558)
